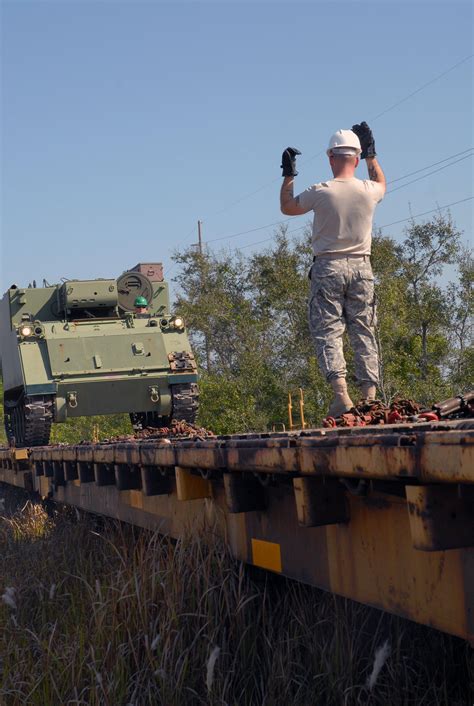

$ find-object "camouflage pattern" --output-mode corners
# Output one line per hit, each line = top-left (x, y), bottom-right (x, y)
(308, 256), (379, 384)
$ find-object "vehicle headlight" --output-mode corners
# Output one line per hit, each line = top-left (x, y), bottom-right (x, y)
(173, 317), (184, 330)
(19, 325), (33, 337)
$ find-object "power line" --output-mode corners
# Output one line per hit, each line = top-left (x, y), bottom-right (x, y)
(371, 54), (473, 121)
(387, 148), (473, 184)
(209, 177), (283, 218)
(387, 152), (473, 193)
(239, 236), (278, 251)
(377, 196), (473, 229)
(166, 221), (202, 278)
(207, 218), (292, 244)
(181, 223), (199, 241)
(165, 222), (199, 277)
(238, 225), (304, 250)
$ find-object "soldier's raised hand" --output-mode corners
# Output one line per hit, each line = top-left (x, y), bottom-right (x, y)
(281, 147), (301, 177)
(352, 122), (376, 159)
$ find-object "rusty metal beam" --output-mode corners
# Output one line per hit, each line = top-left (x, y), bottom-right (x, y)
(293, 477), (349, 527)
(52, 460), (65, 487)
(141, 467), (171, 496)
(223, 472), (266, 513)
(406, 485), (474, 551)
(62, 447), (78, 481)
(115, 464), (141, 491)
(175, 466), (211, 501)
(94, 463), (115, 486)
(0, 467), (32, 491)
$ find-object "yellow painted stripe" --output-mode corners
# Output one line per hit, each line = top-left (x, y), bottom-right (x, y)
(14, 449), (29, 461)
(251, 538), (282, 573)
(175, 466), (211, 501)
(123, 490), (144, 509)
(38, 476), (51, 498)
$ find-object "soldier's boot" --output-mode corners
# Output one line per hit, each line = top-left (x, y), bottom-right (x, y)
(328, 378), (354, 417)
(360, 382), (377, 401)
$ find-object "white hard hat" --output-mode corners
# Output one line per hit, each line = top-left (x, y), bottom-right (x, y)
(327, 129), (361, 156)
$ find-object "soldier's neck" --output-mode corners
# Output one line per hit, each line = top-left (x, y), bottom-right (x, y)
(331, 166), (356, 179)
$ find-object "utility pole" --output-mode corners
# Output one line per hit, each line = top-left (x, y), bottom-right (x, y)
(192, 220), (203, 254)
(197, 220), (203, 254)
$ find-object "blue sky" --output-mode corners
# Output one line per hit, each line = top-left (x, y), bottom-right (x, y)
(1, 1), (472, 294)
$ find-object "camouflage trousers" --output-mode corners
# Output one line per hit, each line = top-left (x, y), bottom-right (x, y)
(308, 256), (379, 384)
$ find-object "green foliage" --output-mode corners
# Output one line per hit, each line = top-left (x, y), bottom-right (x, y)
(445, 246), (474, 390)
(50, 414), (132, 444)
(372, 213), (471, 403)
(197, 374), (266, 434)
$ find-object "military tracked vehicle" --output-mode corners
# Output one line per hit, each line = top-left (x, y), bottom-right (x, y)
(0, 263), (199, 447)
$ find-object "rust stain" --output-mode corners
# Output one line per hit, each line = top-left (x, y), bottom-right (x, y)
(363, 495), (392, 510)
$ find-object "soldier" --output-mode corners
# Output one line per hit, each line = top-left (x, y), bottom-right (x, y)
(279, 123), (386, 417)
(134, 295), (149, 316)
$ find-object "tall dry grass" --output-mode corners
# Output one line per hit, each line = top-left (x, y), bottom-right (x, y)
(0, 485), (472, 706)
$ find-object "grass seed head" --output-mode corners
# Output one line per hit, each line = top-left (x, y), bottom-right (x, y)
(206, 645), (220, 693)
(367, 639), (391, 691)
(1, 586), (16, 610)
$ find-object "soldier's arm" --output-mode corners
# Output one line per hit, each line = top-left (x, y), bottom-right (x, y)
(280, 177), (310, 215)
(366, 157), (386, 195)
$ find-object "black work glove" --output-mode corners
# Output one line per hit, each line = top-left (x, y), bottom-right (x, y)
(352, 122), (376, 159)
(281, 147), (301, 177)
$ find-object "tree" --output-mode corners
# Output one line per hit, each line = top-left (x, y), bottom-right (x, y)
(173, 248), (257, 376)
(399, 213), (461, 380)
(371, 214), (472, 404)
(445, 246), (474, 390)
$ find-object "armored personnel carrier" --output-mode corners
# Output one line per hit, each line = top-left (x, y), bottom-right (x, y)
(0, 263), (199, 447)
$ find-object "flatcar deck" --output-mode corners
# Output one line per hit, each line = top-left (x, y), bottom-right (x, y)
(1, 419), (473, 642)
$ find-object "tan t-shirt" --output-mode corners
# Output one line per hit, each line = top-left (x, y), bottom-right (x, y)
(297, 177), (384, 256)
